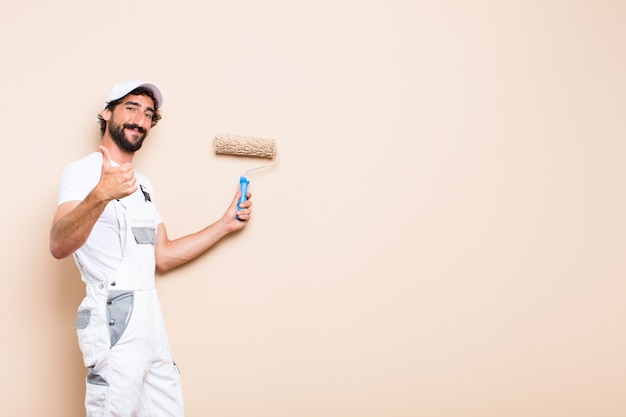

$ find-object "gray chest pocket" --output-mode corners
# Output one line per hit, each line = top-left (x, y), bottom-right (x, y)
(132, 226), (156, 245)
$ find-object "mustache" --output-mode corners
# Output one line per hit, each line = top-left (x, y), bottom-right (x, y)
(123, 123), (146, 134)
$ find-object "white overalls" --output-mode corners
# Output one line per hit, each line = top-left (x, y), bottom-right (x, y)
(74, 193), (184, 417)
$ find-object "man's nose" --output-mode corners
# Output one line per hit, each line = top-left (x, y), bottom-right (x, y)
(131, 112), (148, 128)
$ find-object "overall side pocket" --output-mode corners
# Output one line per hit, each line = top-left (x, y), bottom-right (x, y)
(106, 290), (134, 348)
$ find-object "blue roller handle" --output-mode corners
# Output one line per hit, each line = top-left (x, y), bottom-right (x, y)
(237, 176), (250, 216)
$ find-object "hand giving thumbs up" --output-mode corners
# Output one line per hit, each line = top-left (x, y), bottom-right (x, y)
(98, 145), (138, 201)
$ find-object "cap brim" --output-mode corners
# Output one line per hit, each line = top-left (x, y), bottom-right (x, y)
(103, 80), (164, 109)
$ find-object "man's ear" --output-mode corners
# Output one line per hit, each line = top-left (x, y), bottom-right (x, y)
(100, 108), (111, 121)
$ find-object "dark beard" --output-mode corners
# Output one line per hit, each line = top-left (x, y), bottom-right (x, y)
(108, 120), (147, 153)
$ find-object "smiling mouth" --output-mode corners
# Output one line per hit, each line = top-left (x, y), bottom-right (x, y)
(124, 124), (146, 134)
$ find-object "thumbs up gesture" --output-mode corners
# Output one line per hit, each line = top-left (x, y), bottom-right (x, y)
(98, 146), (138, 201)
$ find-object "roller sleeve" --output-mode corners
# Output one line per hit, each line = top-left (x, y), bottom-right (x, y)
(214, 134), (277, 159)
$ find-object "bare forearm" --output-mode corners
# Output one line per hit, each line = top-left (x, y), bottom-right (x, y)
(155, 220), (232, 273)
(50, 192), (109, 259)
(155, 190), (251, 273)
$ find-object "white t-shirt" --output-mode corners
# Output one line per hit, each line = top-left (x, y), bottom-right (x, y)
(57, 152), (162, 284)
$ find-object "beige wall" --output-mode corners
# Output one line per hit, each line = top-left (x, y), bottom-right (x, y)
(1, 0), (625, 416)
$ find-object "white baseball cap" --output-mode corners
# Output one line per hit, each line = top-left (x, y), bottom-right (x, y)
(103, 80), (164, 109)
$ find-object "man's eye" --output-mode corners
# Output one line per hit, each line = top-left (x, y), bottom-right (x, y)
(145, 113), (153, 120)
(126, 106), (136, 112)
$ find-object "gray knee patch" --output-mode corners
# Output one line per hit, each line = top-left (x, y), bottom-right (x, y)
(87, 367), (109, 386)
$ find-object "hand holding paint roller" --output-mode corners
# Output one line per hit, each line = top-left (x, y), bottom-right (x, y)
(214, 134), (278, 219)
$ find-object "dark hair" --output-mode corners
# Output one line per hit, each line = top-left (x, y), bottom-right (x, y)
(97, 86), (162, 135)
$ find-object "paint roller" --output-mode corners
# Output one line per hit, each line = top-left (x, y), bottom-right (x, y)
(214, 133), (278, 217)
